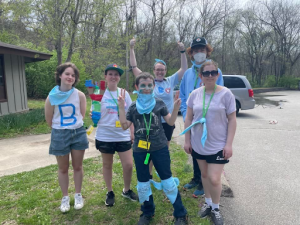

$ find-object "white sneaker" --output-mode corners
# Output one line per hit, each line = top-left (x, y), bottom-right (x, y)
(74, 193), (84, 210)
(60, 196), (70, 213)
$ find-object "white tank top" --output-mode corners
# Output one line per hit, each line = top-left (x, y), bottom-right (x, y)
(52, 88), (84, 129)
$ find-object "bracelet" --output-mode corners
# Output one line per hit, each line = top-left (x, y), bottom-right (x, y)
(130, 66), (137, 68)
(180, 50), (185, 53)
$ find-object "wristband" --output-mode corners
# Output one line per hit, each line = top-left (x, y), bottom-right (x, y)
(180, 50), (185, 53)
(131, 66), (137, 68)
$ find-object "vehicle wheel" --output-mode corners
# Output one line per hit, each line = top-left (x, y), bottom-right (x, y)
(236, 100), (240, 115)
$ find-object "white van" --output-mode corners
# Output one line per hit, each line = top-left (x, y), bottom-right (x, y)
(223, 75), (256, 114)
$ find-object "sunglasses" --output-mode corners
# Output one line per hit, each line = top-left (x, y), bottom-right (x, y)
(201, 70), (218, 77)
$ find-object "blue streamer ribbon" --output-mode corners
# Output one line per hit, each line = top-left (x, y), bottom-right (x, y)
(180, 118), (207, 147)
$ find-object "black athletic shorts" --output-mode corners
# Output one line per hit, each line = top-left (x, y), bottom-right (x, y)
(95, 140), (131, 154)
(162, 123), (175, 141)
(192, 149), (229, 164)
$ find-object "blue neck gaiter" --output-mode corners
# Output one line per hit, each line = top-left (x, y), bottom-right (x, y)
(191, 60), (202, 68)
(133, 91), (156, 114)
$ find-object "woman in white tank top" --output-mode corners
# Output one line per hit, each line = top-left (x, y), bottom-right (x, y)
(45, 62), (89, 213)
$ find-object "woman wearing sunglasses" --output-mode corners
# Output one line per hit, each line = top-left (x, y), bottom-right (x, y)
(180, 37), (224, 198)
(182, 60), (236, 225)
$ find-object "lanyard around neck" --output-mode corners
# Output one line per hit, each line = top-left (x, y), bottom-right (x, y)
(194, 67), (199, 90)
(107, 88), (119, 115)
(202, 85), (217, 118)
(143, 113), (152, 141)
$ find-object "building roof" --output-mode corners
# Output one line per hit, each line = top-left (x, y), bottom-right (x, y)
(0, 41), (52, 63)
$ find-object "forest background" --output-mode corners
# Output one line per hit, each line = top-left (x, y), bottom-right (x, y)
(0, 0), (299, 98)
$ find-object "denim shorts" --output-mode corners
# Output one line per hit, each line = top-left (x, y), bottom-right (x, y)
(49, 126), (89, 156)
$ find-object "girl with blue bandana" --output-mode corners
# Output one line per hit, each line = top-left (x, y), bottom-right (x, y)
(180, 37), (224, 198)
(45, 63), (89, 213)
(130, 37), (188, 180)
(183, 60), (236, 225)
(118, 73), (188, 225)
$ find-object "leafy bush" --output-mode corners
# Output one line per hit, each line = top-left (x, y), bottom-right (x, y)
(0, 108), (45, 136)
(263, 75), (276, 87)
(278, 76), (298, 88)
(25, 48), (90, 99)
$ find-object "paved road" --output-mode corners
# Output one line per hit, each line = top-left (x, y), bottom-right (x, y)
(221, 91), (300, 225)
(1, 90), (299, 225)
(0, 131), (98, 177)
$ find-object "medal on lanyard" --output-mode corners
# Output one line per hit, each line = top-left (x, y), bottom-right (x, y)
(107, 88), (121, 127)
(138, 113), (152, 164)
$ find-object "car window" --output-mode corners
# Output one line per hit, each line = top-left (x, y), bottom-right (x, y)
(223, 77), (246, 88)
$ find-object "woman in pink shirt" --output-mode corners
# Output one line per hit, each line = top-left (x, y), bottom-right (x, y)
(183, 60), (237, 225)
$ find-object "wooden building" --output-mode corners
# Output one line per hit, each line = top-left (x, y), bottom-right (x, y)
(0, 42), (52, 116)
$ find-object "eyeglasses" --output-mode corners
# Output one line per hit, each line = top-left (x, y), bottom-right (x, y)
(154, 69), (165, 72)
(202, 70), (218, 77)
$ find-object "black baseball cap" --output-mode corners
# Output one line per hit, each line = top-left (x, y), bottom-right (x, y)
(190, 37), (207, 48)
(105, 64), (124, 76)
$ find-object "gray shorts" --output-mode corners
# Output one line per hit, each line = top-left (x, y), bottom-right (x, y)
(49, 126), (89, 156)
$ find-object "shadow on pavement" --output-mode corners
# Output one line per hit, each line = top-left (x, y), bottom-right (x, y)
(237, 112), (262, 119)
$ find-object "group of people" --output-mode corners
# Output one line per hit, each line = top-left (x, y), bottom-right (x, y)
(45, 36), (237, 225)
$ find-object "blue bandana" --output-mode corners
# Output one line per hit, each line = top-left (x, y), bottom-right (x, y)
(133, 91), (156, 114)
(48, 85), (74, 106)
(191, 60), (202, 68)
(180, 118), (207, 147)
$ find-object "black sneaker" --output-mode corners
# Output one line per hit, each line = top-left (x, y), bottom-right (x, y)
(183, 178), (199, 190)
(211, 208), (224, 225)
(105, 191), (115, 207)
(137, 214), (153, 225)
(198, 203), (211, 218)
(174, 216), (188, 225)
(122, 189), (139, 201)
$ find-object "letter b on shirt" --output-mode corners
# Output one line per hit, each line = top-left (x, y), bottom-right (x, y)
(59, 104), (77, 126)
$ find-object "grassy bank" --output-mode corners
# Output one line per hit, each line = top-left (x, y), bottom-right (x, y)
(0, 94), (138, 139)
(0, 142), (210, 225)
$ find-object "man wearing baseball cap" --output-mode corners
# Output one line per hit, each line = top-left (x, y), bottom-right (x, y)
(179, 37), (224, 198)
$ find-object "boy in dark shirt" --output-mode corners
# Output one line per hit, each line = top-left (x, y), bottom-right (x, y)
(118, 72), (188, 225)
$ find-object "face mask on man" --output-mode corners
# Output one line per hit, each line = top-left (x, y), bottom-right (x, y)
(194, 52), (206, 63)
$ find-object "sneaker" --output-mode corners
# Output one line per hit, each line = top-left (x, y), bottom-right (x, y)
(60, 196), (70, 213)
(137, 214), (153, 225)
(122, 189), (139, 201)
(105, 191), (115, 207)
(192, 183), (205, 198)
(211, 208), (224, 225)
(198, 203), (211, 218)
(183, 178), (199, 190)
(74, 193), (84, 210)
(174, 216), (188, 225)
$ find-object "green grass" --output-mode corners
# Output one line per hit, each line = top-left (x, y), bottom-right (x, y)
(0, 142), (210, 225)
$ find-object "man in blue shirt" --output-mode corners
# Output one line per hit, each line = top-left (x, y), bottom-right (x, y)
(180, 37), (224, 198)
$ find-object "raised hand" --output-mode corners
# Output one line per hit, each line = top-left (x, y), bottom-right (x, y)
(173, 91), (181, 111)
(118, 88), (126, 108)
(130, 37), (136, 49)
(177, 41), (185, 51)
